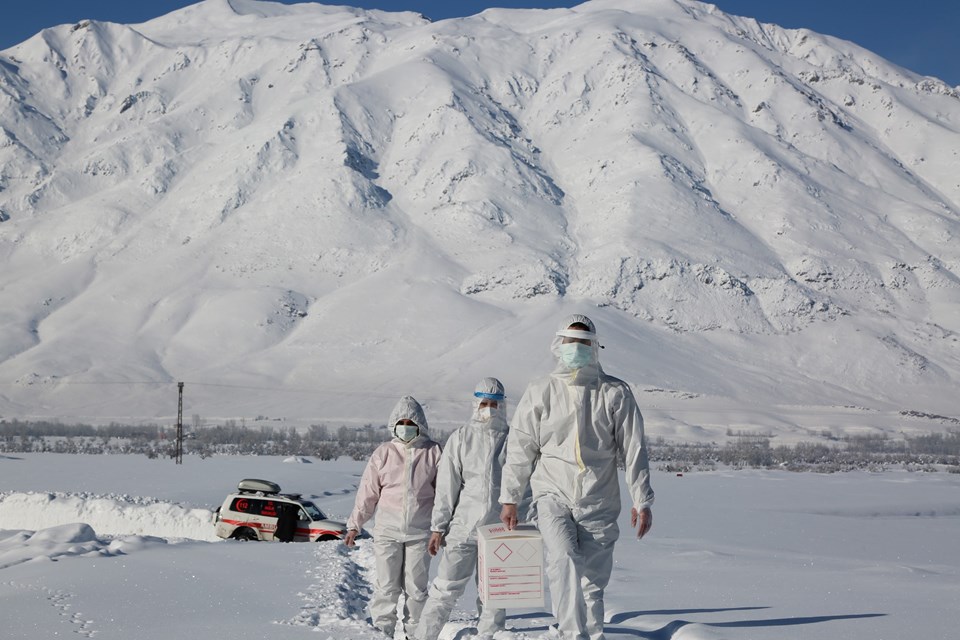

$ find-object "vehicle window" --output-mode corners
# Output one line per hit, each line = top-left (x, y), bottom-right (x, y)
(231, 497), (258, 514)
(299, 501), (326, 520)
(230, 498), (280, 518)
(260, 501), (279, 517)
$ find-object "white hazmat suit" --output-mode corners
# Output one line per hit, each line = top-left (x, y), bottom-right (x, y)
(347, 396), (443, 638)
(499, 315), (655, 640)
(416, 378), (510, 640)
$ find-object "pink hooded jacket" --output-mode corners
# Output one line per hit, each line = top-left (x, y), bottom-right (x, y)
(346, 396), (442, 542)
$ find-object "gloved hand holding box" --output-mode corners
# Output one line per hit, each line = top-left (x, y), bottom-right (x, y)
(477, 523), (544, 607)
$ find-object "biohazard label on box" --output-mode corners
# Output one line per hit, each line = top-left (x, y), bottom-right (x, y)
(477, 523), (544, 607)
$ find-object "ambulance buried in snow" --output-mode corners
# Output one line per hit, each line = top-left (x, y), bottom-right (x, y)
(214, 479), (348, 542)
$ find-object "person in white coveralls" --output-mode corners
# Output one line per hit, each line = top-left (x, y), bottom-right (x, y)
(499, 314), (654, 640)
(344, 395), (443, 639)
(415, 378), (512, 640)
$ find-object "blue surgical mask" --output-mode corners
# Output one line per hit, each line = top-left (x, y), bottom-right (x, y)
(395, 423), (419, 442)
(559, 342), (594, 369)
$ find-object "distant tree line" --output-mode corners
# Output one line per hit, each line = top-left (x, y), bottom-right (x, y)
(654, 430), (960, 473)
(2, 418), (958, 472)
(0, 418), (450, 460)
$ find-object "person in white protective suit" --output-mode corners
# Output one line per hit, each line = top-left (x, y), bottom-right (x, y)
(499, 314), (654, 640)
(415, 378), (512, 640)
(344, 395), (443, 639)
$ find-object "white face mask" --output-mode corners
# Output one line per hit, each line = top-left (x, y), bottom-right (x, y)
(559, 342), (594, 369)
(395, 423), (419, 442)
(477, 406), (494, 421)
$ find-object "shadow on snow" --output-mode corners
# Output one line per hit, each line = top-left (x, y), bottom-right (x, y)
(507, 607), (886, 638)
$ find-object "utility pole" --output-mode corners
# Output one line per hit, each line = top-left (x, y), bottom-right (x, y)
(176, 382), (184, 464)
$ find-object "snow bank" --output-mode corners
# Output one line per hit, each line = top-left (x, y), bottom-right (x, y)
(0, 492), (219, 541)
(0, 523), (168, 570)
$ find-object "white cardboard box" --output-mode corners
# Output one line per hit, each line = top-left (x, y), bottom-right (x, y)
(477, 523), (544, 607)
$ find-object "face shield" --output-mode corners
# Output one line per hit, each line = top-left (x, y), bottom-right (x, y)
(472, 377), (507, 423)
(551, 326), (600, 370)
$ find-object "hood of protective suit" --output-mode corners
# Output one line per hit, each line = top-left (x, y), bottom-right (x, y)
(470, 377), (509, 431)
(550, 313), (604, 382)
(501, 314), (655, 512)
(430, 378), (512, 539)
(346, 395), (442, 541)
(388, 395), (430, 442)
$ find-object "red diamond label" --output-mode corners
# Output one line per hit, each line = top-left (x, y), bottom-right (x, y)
(516, 541), (537, 561)
(494, 543), (513, 562)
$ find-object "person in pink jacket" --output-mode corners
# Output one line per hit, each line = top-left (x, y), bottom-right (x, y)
(344, 395), (443, 639)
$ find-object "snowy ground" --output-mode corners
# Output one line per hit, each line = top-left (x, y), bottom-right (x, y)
(1, 453), (958, 639)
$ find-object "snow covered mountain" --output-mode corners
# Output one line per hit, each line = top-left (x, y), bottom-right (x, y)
(1, 0), (958, 435)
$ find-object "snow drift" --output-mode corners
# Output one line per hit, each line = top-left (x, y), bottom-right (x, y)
(0, 491), (218, 541)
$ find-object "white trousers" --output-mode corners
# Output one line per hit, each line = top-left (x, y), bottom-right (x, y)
(371, 536), (431, 637)
(537, 496), (619, 640)
(416, 537), (506, 640)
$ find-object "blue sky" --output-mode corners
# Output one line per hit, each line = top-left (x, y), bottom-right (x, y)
(1, 0), (958, 86)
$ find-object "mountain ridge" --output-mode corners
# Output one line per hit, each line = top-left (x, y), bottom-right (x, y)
(1, 0), (958, 435)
